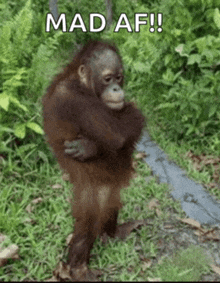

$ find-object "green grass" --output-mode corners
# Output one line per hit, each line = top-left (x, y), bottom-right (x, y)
(154, 246), (210, 281)
(0, 157), (212, 281)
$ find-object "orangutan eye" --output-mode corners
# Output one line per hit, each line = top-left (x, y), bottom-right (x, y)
(104, 76), (112, 83)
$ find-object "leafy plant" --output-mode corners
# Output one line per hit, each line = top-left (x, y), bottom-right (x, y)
(108, 0), (220, 153)
(0, 0), (44, 153)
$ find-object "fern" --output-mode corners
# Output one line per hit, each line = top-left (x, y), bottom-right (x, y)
(0, 0), (33, 72)
(0, 23), (17, 68)
(12, 0), (33, 63)
(0, 1), (34, 135)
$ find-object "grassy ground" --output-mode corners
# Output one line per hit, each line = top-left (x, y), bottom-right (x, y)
(146, 113), (220, 201)
(1, 152), (218, 281)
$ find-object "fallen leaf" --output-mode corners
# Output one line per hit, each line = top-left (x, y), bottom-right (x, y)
(32, 197), (43, 204)
(141, 259), (152, 270)
(164, 224), (174, 229)
(147, 277), (161, 281)
(66, 197), (72, 203)
(148, 199), (160, 210)
(45, 275), (59, 282)
(194, 228), (220, 242)
(208, 183), (219, 189)
(25, 204), (32, 213)
(53, 262), (72, 281)
(204, 229), (220, 241)
(0, 244), (19, 267)
(179, 218), (201, 229)
(115, 220), (146, 239)
(185, 151), (220, 183)
(52, 184), (63, 189)
(53, 261), (101, 281)
(211, 264), (220, 276)
(132, 160), (138, 169)
(23, 218), (36, 224)
(66, 233), (74, 245)
(135, 152), (148, 160)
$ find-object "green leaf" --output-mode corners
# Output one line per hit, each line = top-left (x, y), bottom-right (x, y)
(155, 102), (177, 110)
(187, 54), (201, 65)
(14, 124), (26, 139)
(191, 102), (199, 111)
(133, 62), (151, 73)
(201, 49), (214, 62)
(214, 8), (220, 29)
(38, 151), (49, 163)
(175, 44), (188, 57)
(17, 143), (37, 154)
(26, 122), (44, 135)
(164, 54), (172, 66)
(13, 0), (33, 48)
(9, 96), (28, 112)
(209, 104), (217, 118)
(173, 70), (183, 82)
(186, 125), (195, 136)
(173, 29), (182, 36)
(0, 126), (13, 134)
(0, 93), (9, 111)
